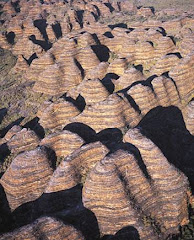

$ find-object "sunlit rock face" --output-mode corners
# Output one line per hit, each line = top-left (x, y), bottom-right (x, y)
(0, 147), (53, 211)
(0, 0), (194, 239)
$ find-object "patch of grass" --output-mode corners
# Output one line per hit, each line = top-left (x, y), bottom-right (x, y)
(109, 51), (119, 62)
(0, 153), (16, 173)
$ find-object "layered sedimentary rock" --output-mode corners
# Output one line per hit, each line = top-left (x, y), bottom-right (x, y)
(151, 76), (172, 107)
(40, 130), (85, 158)
(76, 46), (100, 75)
(83, 149), (159, 240)
(107, 58), (128, 75)
(127, 83), (158, 116)
(0, 0), (194, 239)
(0, 125), (22, 144)
(45, 142), (109, 193)
(103, 37), (122, 53)
(57, 56), (83, 89)
(150, 54), (181, 76)
(0, 217), (85, 240)
(68, 78), (110, 105)
(52, 38), (77, 60)
(25, 51), (55, 82)
(33, 64), (69, 95)
(86, 62), (109, 80)
(0, 147), (53, 211)
(124, 128), (189, 235)
(117, 92), (143, 127)
(162, 19), (182, 35)
(119, 39), (136, 58)
(37, 99), (80, 131)
(183, 99), (194, 135)
(134, 41), (155, 69)
(7, 128), (40, 154)
(137, 7), (154, 17)
(169, 51), (194, 103)
(119, 1), (137, 13)
(114, 67), (145, 91)
(178, 33), (194, 57)
(162, 76), (181, 106)
(77, 32), (96, 48)
(12, 37), (42, 59)
(154, 36), (176, 58)
(71, 94), (126, 132)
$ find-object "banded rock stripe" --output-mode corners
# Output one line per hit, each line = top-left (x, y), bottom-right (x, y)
(37, 99), (80, 131)
(0, 147), (53, 211)
(124, 128), (189, 236)
(82, 149), (159, 240)
(40, 130), (85, 158)
(45, 141), (109, 193)
(0, 216), (85, 240)
(7, 128), (40, 154)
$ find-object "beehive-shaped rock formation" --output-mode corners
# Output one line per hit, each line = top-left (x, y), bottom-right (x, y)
(12, 37), (42, 59)
(117, 92), (143, 127)
(7, 128), (40, 154)
(37, 99), (80, 131)
(127, 83), (159, 116)
(103, 36), (124, 53)
(87, 62), (109, 80)
(71, 94), (126, 132)
(40, 130), (85, 158)
(0, 147), (53, 211)
(124, 128), (189, 235)
(134, 41), (155, 69)
(76, 46), (100, 75)
(93, 1), (111, 17)
(107, 58), (128, 75)
(52, 37), (77, 60)
(33, 64), (69, 96)
(25, 51), (55, 82)
(45, 141), (109, 193)
(161, 76), (181, 106)
(114, 67), (145, 91)
(119, 1), (137, 13)
(154, 36), (176, 58)
(0, 216), (85, 240)
(77, 32), (96, 48)
(162, 19), (182, 36)
(68, 78), (110, 105)
(151, 76), (172, 107)
(83, 149), (159, 240)
(57, 56), (83, 89)
(178, 33), (194, 57)
(150, 54), (181, 76)
(169, 51), (194, 103)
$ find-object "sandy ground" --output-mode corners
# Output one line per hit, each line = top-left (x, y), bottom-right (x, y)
(128, 0), (194, 12)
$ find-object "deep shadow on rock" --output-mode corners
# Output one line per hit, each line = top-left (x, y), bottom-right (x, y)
(101, 226), (140, 240)
(138, 106), (194, 193)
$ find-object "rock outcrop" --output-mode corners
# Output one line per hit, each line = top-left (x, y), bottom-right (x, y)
(45, 141), (109, 193)
(0, 216), (85, 240)
(40, 130), (85, 158)
(37, 99), (80, 131)
(0, 147), (53, 211)
(124, 128), (189, 235)
(7, 128), (40, 154)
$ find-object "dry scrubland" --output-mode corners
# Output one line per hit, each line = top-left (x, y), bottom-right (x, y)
(132, 0), (194, 11)
(0, 0), (194, 240)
